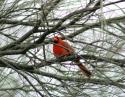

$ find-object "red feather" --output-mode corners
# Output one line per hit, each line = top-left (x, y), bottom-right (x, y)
(53, 36), (92, 77)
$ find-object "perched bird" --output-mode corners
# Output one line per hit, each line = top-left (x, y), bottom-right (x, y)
(52, 36), (92, 77)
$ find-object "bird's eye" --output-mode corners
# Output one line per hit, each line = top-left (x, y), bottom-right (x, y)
(53, 37), (59, 43)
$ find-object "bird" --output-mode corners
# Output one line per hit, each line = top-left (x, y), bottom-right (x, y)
(52, 36), (92, 77)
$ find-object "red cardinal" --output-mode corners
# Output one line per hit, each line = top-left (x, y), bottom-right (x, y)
(52, 36), (92, 77)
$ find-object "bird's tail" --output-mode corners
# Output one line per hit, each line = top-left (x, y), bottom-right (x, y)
(77, 63), (92, 78)
(74, 56), (92, 77)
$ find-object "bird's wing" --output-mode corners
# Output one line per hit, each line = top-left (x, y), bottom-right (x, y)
(63, 41), (75, 54)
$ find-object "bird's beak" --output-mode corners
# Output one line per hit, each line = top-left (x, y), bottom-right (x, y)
(50, 39), (54, 43)
(50, 39), (57, 44)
